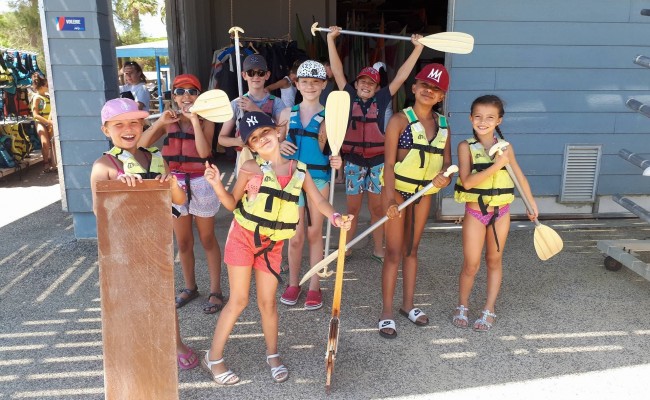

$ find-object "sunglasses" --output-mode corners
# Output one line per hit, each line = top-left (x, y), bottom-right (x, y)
(173, 88), (200, 96)
(246, 70), (267, 77)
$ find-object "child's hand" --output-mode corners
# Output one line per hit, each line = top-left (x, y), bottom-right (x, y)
(335, 214), (354, 231)
(527, 203), (539, 222)
(432, 171), (451, 188)
(155, 173), (177, 185)
(329, 155), (342, 169)
(327, 26), (342, 39)
(280, 140), (297, 156)
(203, 162), (222, 185)
(158, 109), (180, 125)
(385, 199), (401, 219)
(411, 34), (424, 49)
(237, 96), (262, 113)
(117, 172), (143, 187)
(494, 147), (510, 167)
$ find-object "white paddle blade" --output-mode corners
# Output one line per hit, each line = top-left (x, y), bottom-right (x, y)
(189, 89), (233, 123)
(325, 91), (351, 156)
(419, 32), (474, 54)
(533, 224), (563, 260)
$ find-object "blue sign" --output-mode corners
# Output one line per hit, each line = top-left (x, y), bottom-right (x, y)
(56, 16), (85, 31)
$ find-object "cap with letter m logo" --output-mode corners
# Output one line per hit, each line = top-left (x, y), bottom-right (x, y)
(415, 63), (450, 93)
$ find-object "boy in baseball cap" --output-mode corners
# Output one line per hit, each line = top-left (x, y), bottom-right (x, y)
(326, 26), (425, 264)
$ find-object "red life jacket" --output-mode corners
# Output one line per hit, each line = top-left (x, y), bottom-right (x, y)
(162, 122), (205, 173)
(234, 94), (276, 151)
(341, 97), (384, 158)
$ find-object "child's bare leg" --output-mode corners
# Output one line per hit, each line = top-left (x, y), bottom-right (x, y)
(367, 192), (385, 257)
(381, 199), (406, 326)
(255, 268), (283, 368)
(400, 197), (430, 324)
(196, 216), (223, 308)
(208, 265), (252, 375)
(287, 207), (306, 287)
(455, 211), (487, 327)
(306, 183), (328, 292)
(173, 216), (197, 295)
(479, 212), (510, 327)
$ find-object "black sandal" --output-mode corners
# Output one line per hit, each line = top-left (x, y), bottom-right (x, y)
(203, 292), (226, 314)
(175, 286), (199, 309)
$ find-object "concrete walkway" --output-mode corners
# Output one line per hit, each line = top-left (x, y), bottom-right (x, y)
(1, 162), (650, 399)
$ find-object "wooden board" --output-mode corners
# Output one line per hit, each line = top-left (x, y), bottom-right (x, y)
(95, 180), (178, 400)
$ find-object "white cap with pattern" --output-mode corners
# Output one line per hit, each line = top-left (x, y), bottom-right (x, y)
(296, 60), (326, 80)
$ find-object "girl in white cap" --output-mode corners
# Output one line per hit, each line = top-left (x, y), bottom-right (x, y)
(202, 111), (351, 385)
(379, 63), (453, 339)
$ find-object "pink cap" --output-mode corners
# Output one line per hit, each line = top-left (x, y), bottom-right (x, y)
(356, 67), (380, 84)
(101, 98), (149, 124)
(414, 63), (450, 92)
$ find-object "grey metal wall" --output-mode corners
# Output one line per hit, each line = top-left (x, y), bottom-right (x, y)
(446, 0), (650, 202)
(40, 0), (117, 238)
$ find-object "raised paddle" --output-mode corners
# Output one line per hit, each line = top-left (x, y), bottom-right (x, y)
(311, 22), (474, 54)
(488, 142), (563, 260)
(300, 165), (459, 285)
(146, 89), (233, 123)
(320, 91), (351, 278)
(325, 216), (348, 394)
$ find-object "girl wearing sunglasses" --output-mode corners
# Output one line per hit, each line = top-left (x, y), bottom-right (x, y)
(140, 74), (226, 316)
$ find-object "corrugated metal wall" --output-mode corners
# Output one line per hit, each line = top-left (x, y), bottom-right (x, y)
(443, 0), (650, 215)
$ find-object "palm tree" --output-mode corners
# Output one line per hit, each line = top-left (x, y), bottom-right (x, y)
(112, 0), (158, 39)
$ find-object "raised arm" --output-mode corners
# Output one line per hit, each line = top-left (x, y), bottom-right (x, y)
(139, 110), (178, 147)
(326, 27), (348, 90)
(387, 35), (424, 96)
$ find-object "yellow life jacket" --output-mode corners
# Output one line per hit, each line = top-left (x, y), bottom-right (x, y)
(383, 107), (448, 195)
(105, 146), (166, 179)
(32, 93), (51, 119)
(454, 138), (515, 212)
(234, 157), (306, 244)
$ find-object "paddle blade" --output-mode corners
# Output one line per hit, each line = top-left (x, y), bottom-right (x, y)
(533, 223), (563, 260)
(419, 32), (474, 54)
(325, 91), (351, 156)
(188, 89), (233, 123)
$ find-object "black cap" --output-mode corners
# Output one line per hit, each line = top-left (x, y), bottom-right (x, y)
(239, 111), (275, 145)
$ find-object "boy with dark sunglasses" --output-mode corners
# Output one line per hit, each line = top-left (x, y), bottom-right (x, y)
(218, 54), (285, 170)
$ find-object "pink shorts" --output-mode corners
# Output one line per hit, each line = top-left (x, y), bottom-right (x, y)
(224, 219), (284, 274)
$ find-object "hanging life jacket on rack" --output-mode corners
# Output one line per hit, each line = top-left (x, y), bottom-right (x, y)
(454, 138), (515, 213)
(284, 104), (330, 181)
(233, 156), (306, 282)
(341, 96), (384, 159)
(104, 146), (166, 179)
(382, 107), (448, 196)
(234, 94), (276, 151)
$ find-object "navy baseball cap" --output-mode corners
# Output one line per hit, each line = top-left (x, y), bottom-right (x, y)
(239, 111), (275, 144)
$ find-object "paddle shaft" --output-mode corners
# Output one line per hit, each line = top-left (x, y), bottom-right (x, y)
(331, 216), (348, 317)
(496, 149), (540, 227)
(324, 168), (336, 258)
(230, 28), (244, 98)
(315, 26), (418, 42)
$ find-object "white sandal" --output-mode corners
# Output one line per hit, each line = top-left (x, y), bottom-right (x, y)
(266, 353), (289, 383)
(201, 351), (240, 385)
(452, 305), (469, 328)
(473, 309), (496, 332)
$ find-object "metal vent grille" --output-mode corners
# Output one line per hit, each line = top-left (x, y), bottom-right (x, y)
(560, 145), (602, 202)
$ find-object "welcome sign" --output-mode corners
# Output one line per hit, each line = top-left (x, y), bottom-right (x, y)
(55, 16), (85, 31)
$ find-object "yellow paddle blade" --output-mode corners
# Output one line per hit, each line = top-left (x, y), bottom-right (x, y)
(325, 91), (351, 156)
(419, 32), (474, 54)
(188, 89), (233, 123)
(533, 223), (563, 260)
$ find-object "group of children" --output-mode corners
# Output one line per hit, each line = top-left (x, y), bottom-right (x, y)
(90, 25), (538, 385)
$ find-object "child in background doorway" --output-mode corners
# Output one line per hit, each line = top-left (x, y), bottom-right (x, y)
(90, 97), (200, 370)
(202, 111), (351, 385)
(264, 60), (300, 108)
(140, 74), (225, 315)
(119, 61), (150, 112)
(452, 94), (538, 331)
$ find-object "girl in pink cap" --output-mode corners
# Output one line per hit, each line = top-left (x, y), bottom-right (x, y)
(378, 63), (454, 339)
(140, 74), (226, 315)
(91, 97), (201, 370)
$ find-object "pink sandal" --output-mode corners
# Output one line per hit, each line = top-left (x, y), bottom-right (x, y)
(177, 347), (199, 370)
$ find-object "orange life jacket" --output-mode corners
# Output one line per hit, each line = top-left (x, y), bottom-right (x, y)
(162, 122), (205, 173)
(341, 97), (384, 158)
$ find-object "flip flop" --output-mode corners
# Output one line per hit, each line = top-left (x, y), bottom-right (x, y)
(399, 307), (429, 326)
(378, 319), (397, 339)
(177, 347), (199, 370)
